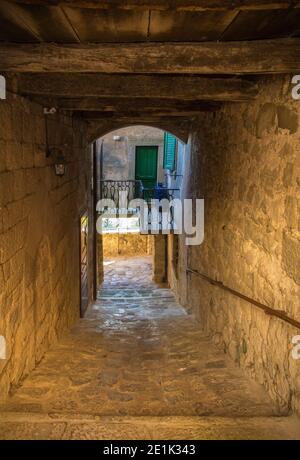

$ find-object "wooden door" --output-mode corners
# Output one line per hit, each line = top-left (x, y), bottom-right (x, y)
(80, 211), (89, 316)
(135, 146), (158, 189)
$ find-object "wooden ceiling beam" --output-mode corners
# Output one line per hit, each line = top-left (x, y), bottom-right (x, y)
(30, 96), (221, 111)
(85, 114), (198, 124)
(79, 109), (219, 118)
(11, 74), (257, 101)
(0, 39), (299, 74)
(11, 1), (300, 12)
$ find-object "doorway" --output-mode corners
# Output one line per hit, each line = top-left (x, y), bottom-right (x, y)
(135, 145), (158, 190)
(80, 210), (89, 317)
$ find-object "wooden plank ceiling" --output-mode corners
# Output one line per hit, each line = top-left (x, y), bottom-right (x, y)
(1, 0), (300, 135)
(1, 0), (300, 43)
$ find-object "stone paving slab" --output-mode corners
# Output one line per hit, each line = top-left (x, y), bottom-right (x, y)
(0, 413), (299, 440)
(1, 256), (299, 439)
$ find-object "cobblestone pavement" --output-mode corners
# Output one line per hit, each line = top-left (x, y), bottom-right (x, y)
(0, 256), (299, 439)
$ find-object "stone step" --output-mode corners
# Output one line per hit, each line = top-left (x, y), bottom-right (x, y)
(0, 412), (299, 440)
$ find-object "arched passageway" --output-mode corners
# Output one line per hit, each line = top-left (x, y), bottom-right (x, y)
(0, 0), (300, 441)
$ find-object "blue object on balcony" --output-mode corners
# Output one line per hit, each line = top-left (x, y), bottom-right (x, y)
(154, 183), (169, 200)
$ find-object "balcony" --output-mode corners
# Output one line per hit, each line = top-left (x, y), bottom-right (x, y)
(98, 180), (180, 233)
(99, 179), (143, 207)
(142, 186), (180, 202)
(99, 180), (179, 206)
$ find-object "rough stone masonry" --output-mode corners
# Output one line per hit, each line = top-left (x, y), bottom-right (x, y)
(168, 75), (300, 415)
(0, 89), (90, 400)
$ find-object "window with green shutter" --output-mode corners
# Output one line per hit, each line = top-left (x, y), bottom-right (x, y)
(163, 132), (177, 170)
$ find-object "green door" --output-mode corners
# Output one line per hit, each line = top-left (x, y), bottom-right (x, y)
(135, 146), (158, 192)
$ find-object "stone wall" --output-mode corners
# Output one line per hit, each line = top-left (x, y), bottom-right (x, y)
(100, 126), (165, 182)
(102, 233), (152, 258)
(0, 91), (90, 399)
(169, 75), (300, 414)
(153, 234), (167, 285)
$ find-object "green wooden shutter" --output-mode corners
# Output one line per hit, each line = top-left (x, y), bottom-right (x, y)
(163, 132), (176, 170)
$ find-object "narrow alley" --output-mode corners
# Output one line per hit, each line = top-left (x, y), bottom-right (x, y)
(0, 257), (299, 439)
(1, 0), (300, 444)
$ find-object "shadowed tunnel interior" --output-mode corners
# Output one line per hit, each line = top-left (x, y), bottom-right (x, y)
(0, 0), (299, 440)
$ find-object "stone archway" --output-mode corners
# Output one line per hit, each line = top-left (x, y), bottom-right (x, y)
(87, 120), (191, 145)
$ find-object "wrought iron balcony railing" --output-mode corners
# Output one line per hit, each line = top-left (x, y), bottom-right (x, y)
(99, 180), (180, 205)
(98, 180), (180, 231)
(99, 179), (143, 209)
(142, 187), (180, 202)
